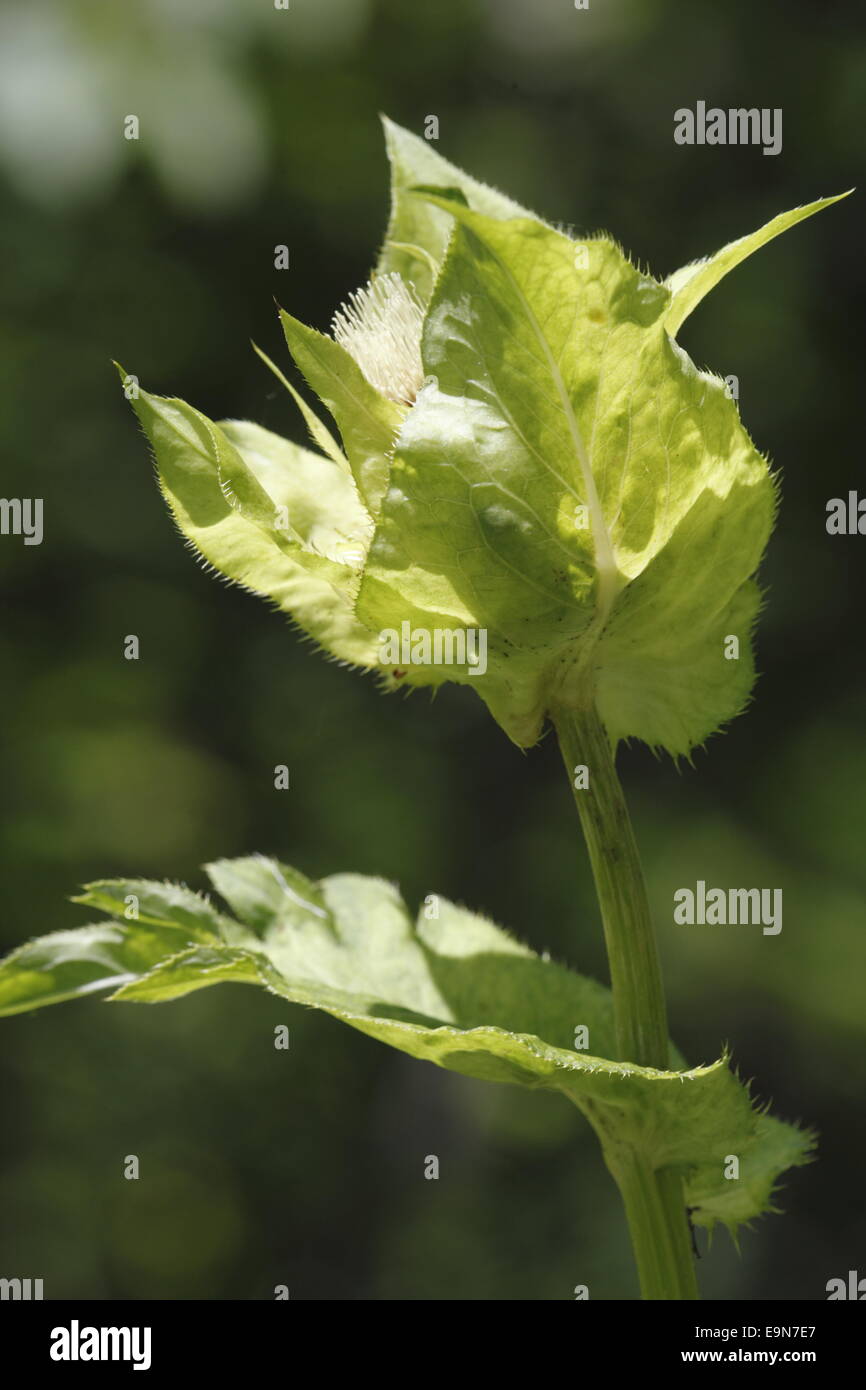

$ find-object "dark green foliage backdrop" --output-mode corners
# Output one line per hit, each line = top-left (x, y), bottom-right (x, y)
(0, 0), (863, 1299)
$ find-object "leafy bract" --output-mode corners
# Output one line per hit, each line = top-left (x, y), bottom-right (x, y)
(376, 115), (541, 303)
(276, 313), (402, 518)
(122, 121), (847, 755)
(126, 377), (379, 667)
(358, 199), (777, 751)
(664, 194), (851, 337)
(0, 857), (812, 1237)
(251, 341), (348, 469)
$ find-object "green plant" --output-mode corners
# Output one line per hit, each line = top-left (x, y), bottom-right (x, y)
(0, 120), (847, 1300)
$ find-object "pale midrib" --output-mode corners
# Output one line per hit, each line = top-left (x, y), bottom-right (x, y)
(497, 258), (620, 632)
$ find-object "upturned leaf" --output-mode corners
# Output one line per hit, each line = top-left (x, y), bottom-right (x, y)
(664, 193), (851, 336)
(0, 858), (813, 1238)
(358, 197), (778, 751)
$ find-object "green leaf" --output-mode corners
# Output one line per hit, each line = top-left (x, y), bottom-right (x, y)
(0, 858), (812, 1235)
(357, 200), (777, 753)
(251, 340), (349, 470)
(72, 878), (229, 939)
(204, 855), (329, 937)
(376, 116), (541, 302)
(683, 1112), (815, 1235)
(112, 945), (265, 1002)
(127, 379), (379, 667)
(219, 419), (369, 564)
(279, 311), (403, 518)
(71, 876), (262, 953)
(0, 922), (212, 1016)
(665, 193), (851, 336)
(122, 132), (845, 758)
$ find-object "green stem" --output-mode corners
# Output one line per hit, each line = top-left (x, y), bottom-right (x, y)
(553, 702), (699, 1301)
(599, 1143), (699, 1301)
(554, 704), (668, 1067)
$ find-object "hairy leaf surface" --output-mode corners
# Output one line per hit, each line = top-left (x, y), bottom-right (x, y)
(122, 124), (846, 755)
(358, 199), (776, 751)
(128, 381), (378, 666)
(0, 858), (812, 1235)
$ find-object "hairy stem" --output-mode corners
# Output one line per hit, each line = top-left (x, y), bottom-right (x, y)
(553, 702), (699, 1300)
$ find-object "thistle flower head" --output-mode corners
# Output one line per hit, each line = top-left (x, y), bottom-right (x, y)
(331, 271), (425, 406)
(126, 118), (846, 756)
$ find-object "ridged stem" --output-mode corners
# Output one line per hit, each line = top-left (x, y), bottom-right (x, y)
(553, 702), (699, 1300)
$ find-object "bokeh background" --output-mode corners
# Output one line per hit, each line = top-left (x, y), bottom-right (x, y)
(1, 0), (863, 1300)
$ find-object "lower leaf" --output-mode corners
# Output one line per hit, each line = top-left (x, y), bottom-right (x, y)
(0, 856), (812, 1237)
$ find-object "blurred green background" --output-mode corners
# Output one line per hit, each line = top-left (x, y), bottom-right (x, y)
(1, 0), (863, 1300)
